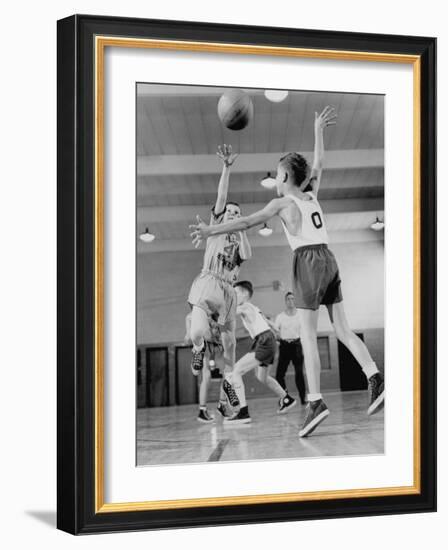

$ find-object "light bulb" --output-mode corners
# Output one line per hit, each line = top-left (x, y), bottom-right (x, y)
(259, 224), (273, 237)
(260, 172), (277, 189)
(139, 228), (155, 242)
(370, 217), (385, 231)
(264, 90), (289, 103)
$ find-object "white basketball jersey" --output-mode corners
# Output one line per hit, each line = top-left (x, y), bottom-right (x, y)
(281, 193), (329, 250)
(237, 302), (270, 339)
(201, 209), (242, 282)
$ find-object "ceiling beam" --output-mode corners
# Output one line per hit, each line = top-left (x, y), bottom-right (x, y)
(137, 149), (384, 176)
(137, 170), (384, 197)
(137, 186), (385, 208)
(137, 197), (384, 224)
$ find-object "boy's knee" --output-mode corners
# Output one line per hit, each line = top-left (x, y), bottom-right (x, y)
(232, 371), (242, 384)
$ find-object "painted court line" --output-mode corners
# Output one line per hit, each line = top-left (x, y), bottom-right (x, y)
(207, 439), (230, 462)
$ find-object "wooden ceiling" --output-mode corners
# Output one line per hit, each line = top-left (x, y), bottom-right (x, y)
(137, 85), (384, 155)
(136, 84), (384, 252)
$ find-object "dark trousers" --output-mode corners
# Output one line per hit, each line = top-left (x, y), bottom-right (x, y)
(276, 340), (306, 404)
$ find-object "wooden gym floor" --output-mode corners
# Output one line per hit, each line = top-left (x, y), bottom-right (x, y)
(136, 390), (384, 466)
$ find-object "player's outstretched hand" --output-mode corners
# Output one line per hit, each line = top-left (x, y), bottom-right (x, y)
(216, 144), (238, 167)
(315, 105), (337, 131)
(190, 215), (210, 248)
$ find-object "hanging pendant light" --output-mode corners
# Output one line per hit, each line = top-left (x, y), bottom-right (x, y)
(370, 217), (385, 231)
(258, 223), (273, 237)
(139, 227), (155, 242)
(260, 172), (277, 189)
(264, 90), (289, 103)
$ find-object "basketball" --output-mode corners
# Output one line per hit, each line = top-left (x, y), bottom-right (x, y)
(217, 89), (254, 131)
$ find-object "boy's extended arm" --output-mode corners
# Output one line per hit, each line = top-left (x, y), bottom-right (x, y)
(308, 106), (337, 196)
(190, 197), (289, 248)
(214, 144), (238, 215)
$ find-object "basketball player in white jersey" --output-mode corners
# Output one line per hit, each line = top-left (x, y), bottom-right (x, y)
(190, 106), (385, 437)
(188, 144), (252, 411)
(225, 281), (296, 424)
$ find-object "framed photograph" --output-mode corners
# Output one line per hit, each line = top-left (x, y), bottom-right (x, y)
(57, 14), (436, 534)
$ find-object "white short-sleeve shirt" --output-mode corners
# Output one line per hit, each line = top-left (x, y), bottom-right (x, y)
(275, 310), (301, 340)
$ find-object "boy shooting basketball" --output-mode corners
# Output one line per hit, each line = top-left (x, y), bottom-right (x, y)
(225, 281), (296, 424)
(188, 144), (252, 409)
(190, 107), (385, 437)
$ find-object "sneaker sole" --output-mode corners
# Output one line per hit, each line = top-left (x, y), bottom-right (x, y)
(367, 391), (385, 415)
(277, 399), (297, 415)
(298, 409), (330, 437)
(224, 417), (252, 425)
(197, 417), (214, 423)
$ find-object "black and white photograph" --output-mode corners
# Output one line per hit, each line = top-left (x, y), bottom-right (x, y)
(52, 9), (436, 537)
(136, 83), (385, 467)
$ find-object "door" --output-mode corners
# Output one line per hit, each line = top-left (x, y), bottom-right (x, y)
(338, 333), (368, 391)
(145, 347), (169, 407)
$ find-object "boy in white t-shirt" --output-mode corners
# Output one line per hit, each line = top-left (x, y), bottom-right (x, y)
(225, 281), (296, 425)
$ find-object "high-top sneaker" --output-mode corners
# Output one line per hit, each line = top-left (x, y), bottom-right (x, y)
(224, 406), (251, 425)
(298, 399), (330, 437)
(367, 372), (385, 415)
(222, 378), (240, 407)
(190, 344), (205, 376)
(277, 394), (297, 415)
(197, 408), (214, 423)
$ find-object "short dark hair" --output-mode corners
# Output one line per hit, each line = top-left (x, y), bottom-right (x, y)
(279, 152), (309, 188)
(285, 291), (294, 300)
(226, 201), (241, 211)
(234, 280), (254, 297)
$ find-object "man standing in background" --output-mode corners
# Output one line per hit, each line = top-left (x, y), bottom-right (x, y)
(274, 292), (306, 405)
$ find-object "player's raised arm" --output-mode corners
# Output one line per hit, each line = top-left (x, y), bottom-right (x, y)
(213, 144), (238, 216)
(190, 197), (289, 248)
(308, 106), (337, 196)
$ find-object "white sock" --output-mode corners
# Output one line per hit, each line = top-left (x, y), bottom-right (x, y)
(308, 393), (322, 402)
(363, 362), (379, 379)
